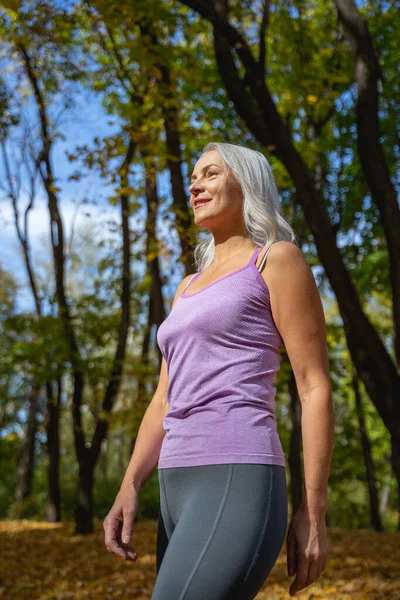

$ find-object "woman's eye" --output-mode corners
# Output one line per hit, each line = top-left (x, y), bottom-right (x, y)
(189, 171), (218, 189)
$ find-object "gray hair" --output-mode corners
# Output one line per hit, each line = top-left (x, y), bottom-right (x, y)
(191, 142), (299, 272)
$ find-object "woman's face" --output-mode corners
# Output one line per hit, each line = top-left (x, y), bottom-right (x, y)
(188, 151), (243, 231)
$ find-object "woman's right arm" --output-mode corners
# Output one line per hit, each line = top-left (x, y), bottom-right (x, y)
(103, 273), (194, 561)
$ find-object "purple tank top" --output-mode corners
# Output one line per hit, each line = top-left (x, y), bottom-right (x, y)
(156, 243), (286, 469)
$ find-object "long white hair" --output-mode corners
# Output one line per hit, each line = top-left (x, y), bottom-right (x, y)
(191, 142), (299, 272)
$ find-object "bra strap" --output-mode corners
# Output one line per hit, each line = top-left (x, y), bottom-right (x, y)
(183, 273), (199, 291)
(257, 241), (284, 273)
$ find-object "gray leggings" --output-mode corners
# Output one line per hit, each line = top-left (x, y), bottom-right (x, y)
(152, 463), (287, 600)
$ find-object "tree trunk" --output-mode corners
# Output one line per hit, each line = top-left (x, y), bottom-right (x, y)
(75, 459), (94, 534)
(46, 376), (62, 522)
(379, 471), (391, 515)
(352, 370), (383, 531)
(334, 0), (400, 369)
(14, 379), (40, 503)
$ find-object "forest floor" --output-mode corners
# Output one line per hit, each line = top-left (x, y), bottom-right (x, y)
(0, 519), (399, 599)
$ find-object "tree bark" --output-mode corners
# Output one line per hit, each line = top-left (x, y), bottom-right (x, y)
(75, 461), (94, 535)
(352, 370), (383, 531)
(46, 376), (62, 522)
(14, 381), (40, 503)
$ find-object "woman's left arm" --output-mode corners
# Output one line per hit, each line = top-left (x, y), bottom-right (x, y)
(263, 241), (335, 597)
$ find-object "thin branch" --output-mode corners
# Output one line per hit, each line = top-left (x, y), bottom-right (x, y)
(258, 0), (271, 77)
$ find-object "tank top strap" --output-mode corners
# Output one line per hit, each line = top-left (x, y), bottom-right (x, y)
(250, 245), (262, 265)
(257, 241), (285, 273)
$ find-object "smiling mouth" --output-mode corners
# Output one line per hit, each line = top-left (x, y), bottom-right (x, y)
(194, 199), (212, 209)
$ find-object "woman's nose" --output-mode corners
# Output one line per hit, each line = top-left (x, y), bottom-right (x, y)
(189, 179), (204, 194)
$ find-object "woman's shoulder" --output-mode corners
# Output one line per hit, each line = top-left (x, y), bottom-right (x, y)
(259, 240), (303, 270)
(259, 241), (311, 293)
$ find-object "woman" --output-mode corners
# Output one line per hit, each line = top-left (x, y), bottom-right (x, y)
(103, 143), (334, 599)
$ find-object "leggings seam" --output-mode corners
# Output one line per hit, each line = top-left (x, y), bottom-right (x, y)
(179, 463), (234, 600)
(240, 465), (274, 590)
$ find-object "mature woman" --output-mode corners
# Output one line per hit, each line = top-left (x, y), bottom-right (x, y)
(104, 142), (334, 599)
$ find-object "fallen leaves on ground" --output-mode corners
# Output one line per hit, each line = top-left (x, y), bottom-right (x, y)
(0, 520), (399, 599)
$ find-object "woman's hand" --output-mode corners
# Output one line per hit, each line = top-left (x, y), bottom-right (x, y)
(286, 505), (328, 596)
(103, 482), (140, 563)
